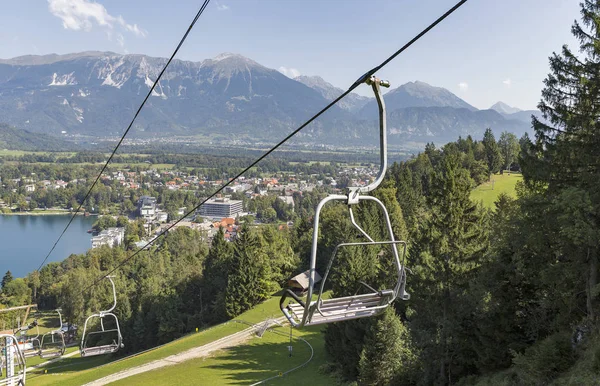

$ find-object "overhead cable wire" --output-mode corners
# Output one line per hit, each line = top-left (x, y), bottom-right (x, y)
(36, 0), (212, 272)
(82, 0), (470, 292)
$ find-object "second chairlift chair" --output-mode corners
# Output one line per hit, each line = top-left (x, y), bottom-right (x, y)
(14, 316), (41, 359)
(39, 309), (66, 359)
(280, 75), (410, 327)
(80, 276), (124, 357)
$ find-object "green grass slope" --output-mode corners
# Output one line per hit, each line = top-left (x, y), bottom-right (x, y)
(470, 172), (523, 208)
(26, 294), (333, 386)
(114, 325), (330, 386)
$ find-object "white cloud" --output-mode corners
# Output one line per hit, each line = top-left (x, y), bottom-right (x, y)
(279, 66), (301, 79)
(216, 2), (230, 11)
(458, 82), (469, 91)
(47, 0), (147, 41)
(503, 78), (512, 87)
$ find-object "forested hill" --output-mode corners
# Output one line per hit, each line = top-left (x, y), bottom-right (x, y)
(0, 123), (75, 151)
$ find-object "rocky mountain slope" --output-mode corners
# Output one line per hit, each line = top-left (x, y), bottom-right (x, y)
(0, 52), (535, 147)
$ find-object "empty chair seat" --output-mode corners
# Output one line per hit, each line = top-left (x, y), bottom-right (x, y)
(286, 290), (394, 326)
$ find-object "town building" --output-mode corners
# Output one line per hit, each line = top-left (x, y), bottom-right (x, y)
(91, 227), (125, 249)
(198, 197), (243, 219)
(138, 196), (157, 221)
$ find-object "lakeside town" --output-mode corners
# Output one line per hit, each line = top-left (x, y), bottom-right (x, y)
(0, 160), (382, 250)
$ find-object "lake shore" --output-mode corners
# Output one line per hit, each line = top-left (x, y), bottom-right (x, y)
(0, 210), (97, 216)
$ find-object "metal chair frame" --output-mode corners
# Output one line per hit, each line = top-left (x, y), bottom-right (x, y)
(280, 76), (409, 327)
(39, 309), (66, 359)
(80, 276), (124, 358)
(0, 334), (27, 386)
(14, 319), (40, 359)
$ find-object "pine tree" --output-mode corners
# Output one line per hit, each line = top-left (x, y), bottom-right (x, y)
(409, 151), (489, 384)
(224, 226), (271, 318)
(202, 227), (232, 322)
(482, 128), (502, 175)
(1, 271), (13, 290)
(522, 0), (600, 321)
(358, 308), (416, 386)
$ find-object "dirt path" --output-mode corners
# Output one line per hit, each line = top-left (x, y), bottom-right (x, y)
(82, 322), (269, 386)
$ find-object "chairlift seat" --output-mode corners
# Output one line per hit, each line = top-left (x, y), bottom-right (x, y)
(40, 331), (66, 359)
(81, 343), (120, 358)
(286, 289), (394, 326)
(19, 338), (40, 358)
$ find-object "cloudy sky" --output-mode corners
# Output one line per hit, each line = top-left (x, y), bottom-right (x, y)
(0, 0), (581, 110)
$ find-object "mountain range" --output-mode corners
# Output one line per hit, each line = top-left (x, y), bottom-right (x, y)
(0, 51), (539, 149)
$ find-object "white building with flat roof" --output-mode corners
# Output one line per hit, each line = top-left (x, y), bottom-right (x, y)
(198, 197), (243, 219)
(91, 227), (125, 249)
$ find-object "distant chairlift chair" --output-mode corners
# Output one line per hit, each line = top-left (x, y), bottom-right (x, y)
(0, 333), (27, 386)
(280, 75), (410, 327)
(39, 309), (66, 359)
(14, 318), (41, 358)
(80, 276), (124, 357)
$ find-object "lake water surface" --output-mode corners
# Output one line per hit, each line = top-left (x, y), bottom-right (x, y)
(0, 215), (97, 278)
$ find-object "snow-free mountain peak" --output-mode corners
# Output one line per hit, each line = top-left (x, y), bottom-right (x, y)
(358, 80), (477, 118)
(295, 75), (371, 112)
(490, 101), (522, 114)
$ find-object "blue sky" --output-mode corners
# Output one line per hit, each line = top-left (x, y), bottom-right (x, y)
(0, 0), (581, 110)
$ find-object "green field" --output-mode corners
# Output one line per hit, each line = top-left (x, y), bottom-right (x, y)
(25, 293), (332, 386)
(470, 172), (523, 208)
(0, 150), (78, 157)
(114, 325), (329, 386)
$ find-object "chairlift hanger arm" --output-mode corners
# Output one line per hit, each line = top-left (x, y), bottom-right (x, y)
(354, 76), (390, 194)
(102, 276), (118, 315)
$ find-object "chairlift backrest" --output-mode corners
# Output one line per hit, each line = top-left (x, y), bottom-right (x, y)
(80, 276), (124, 358)
(280, 76), (410, 328)
(0, 334), (27, 386)
(40, 309), (66, 359)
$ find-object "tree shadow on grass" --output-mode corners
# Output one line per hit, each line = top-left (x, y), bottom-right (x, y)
(30, 353), (115, 375)
(203, 329), (323, 384)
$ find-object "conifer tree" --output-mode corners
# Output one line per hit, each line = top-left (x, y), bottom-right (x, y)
(358, 308), (416, 386)
(482, 128), (502, 175)
(1, 271), (13, 290)
(224, 226), (270, 318)
(409, 150), (489, 384)
(522, 0), (600, 321)
(202, 227), (232, 322)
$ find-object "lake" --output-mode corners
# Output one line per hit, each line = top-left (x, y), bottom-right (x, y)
(0, 215), (97, 278)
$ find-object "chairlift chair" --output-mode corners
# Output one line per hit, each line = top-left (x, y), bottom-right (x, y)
(39, 309), (66, 359)
(80, 276), (124, 358)
(280, 76), (410, 327)
(14, 318), (40, 359)
(0, 334), (27, 386)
